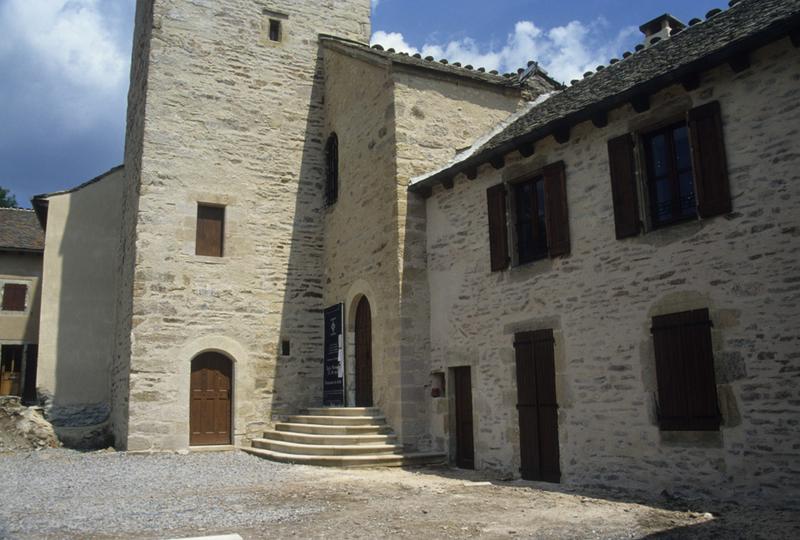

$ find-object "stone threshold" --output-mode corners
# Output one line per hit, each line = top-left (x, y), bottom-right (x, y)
(189, 444), (237, 453)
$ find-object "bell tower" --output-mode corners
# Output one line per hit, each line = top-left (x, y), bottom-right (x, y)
(112, 0), (372, 451)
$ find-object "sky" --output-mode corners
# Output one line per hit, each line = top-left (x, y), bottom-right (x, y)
(0, 0), (724, 208)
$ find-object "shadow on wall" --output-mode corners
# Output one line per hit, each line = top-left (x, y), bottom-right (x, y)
(45, 173), (122, 449)
(269, 52), (328, 424)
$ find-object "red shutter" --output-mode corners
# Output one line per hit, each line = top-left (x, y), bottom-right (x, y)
(542, 161), (570, 258)
(651, 309), (721, 431)
(196, 205), (225, 257)
(486, 184), (509, 272)
(607, 134), (641, 239)
(2, 284), (27, 311)
(688, 101), (732, 218)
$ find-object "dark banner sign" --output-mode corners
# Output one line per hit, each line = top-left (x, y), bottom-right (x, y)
(323, 304), (345, 406)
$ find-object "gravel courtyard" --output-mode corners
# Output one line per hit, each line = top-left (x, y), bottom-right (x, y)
(0, 449), (797, 540)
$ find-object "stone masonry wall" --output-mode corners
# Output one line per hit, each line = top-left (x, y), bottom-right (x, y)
(425, 38), (800, 503)
(120, 0), (370, 451)
(392, 73), (533, 448)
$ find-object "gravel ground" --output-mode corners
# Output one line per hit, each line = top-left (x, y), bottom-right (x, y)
(0, 449), (323, 539)
(0, 449), (797, 540)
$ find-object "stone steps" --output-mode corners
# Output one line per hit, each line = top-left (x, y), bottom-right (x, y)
(246, 407), (445, 468)
(252, 438), (403, 456)
(262, 429), (397, 446)
(243, 446), (447, 468)
(275, 422), (391, 435)
(286, 414), (386, 426)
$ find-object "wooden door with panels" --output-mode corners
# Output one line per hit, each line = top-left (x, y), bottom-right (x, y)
(190, 352), (232, 446)
(514, 330), (561, 483)
(354, 296), (373, 407)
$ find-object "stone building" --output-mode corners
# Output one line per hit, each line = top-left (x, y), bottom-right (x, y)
(0, 209), (43, 404)
(31, 0), (799, 503)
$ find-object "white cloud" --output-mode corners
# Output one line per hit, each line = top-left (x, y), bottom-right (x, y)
(0, 0), (130, 134)
(372, 0), (380, 11)
(371, 19), (638, 84)
(0, 0), (127, 91)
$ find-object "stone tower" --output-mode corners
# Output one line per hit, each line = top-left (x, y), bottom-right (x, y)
(112, 0), (371, 451)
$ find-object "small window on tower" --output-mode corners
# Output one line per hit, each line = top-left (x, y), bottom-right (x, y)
(281, 340), (291, 356)
(269, 19), (281, 42)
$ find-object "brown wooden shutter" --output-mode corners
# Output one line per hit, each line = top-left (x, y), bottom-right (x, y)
(651, 309), (721, 431)
(486, 184), (509, 272)
(687, 101), (732, 218)
(196, 205), (225, 257)
(542, 161), (570, 258)
(607, 134), (641, 239)
(2, 284), (27, 311)
(23, 345), (38, 404)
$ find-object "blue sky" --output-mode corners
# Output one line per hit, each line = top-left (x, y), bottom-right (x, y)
(0, 0), (723, 208)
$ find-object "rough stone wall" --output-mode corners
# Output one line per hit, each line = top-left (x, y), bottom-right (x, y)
(392, 73), (531, 448)
(112, 0), (154, 450)
(120, 0), (370, 451)
(37, 169), (123, 449)
(321, 49), (400, 421)
(425, 38), (800, 503)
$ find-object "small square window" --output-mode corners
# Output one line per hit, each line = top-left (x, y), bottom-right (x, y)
(281, 340), (291, 356)
(269, 19), (281, 42)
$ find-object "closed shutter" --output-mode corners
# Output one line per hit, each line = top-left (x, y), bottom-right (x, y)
(23, 345), (38, 404)
(688, 101), (732, 218)
(486, 184), (509, 272)
(651, 309), (721, 431)
(542, 161), (570, 258)
(607, 134), (641, 239)
(2, 284), (27, 311)
(196, 205), (225, 257)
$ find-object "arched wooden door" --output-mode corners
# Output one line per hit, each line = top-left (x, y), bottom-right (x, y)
(355, 297), (373, 407)
(190, 352), (232, 446)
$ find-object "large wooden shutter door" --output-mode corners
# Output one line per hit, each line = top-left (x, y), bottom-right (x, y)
(196, 205), (225, 257)
(542, 161), (570, 258)
(23, 345), (38, 404)
(607, 134), (641, 239)
(515, 330), (561, 483)
(687, 101), (732, 218)
(651, 309), (721, 431)
(486, 184), (509, 271)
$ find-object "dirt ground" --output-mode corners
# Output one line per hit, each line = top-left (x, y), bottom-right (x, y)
(186, 465), (798, 540)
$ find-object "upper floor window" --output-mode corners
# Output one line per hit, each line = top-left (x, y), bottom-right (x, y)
(325, 133), (339, 206)
(651, 308), (721, 431)
(196, 204), (225, 257)
(607, 101), (731, 239)
(513, 176), (548, 264)
(643, 122), (696, 228)
(1, 283), (27, 312)
(268, 19), (281, 42)
(486, 161), (570, 272)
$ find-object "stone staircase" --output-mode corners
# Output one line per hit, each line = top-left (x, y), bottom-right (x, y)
(243, 407), (446, 467)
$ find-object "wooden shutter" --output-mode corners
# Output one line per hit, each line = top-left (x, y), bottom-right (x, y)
(196, 205), (225, 257)
(542, 161), (570, 258)
(486, 184), (509, 272)
(23, 345), (38, 404)
(651, 309), (721, 431)
(687, 101), (731, 218)
(2, 284), (27, 311)
(607, 134), (641, 239)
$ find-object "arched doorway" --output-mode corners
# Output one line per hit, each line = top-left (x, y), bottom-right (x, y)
(190, 352), (232, 446)
(355, 296), (373, 407)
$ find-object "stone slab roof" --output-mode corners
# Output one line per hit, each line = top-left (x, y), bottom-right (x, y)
(320, 34), (563, 92)
(410, 0), (800, 193)
(0, 208), (44, 253)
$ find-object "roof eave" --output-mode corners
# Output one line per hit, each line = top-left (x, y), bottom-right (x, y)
(409, 13), (800, 194)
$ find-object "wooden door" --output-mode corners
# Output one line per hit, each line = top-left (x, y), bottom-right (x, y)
(190, 352), (232, 446)
(515, 330), (560, 483)
(453, 366), (475, 469)
(355, 297), (373, 407)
